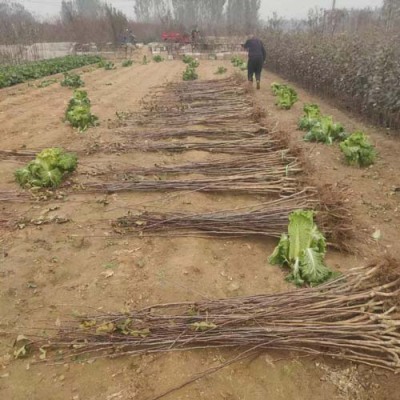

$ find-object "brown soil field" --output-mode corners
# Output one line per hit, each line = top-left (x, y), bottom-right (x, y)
(1, 50), (399, 400)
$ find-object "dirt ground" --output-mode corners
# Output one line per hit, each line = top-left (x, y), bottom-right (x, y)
(1, 50), (400, 400)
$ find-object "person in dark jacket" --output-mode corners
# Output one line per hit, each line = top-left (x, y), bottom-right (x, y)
(243, 34), (266, 90)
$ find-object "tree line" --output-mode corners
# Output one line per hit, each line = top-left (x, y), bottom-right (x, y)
(133, 0), (261, 34)
(0, 0), (399, 46)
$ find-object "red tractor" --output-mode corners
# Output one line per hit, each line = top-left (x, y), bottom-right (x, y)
(161, 31), (191, 44)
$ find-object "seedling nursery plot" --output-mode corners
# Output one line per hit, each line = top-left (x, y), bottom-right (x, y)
(1, 8), (400, 400)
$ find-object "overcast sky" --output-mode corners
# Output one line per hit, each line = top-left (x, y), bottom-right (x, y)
(17, 0), (383, 20)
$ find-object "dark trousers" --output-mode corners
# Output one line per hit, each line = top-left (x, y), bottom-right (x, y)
(248, 56), (263, 82)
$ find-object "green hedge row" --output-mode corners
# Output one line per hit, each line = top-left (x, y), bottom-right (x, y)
(264, 32), (400, 130)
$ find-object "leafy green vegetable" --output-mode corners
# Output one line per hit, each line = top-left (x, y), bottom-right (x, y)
(231, 56), (246, 68)
(153, 55), (164, 63)
(271, 82), (280, 94)
(299, 103), (348, 144)
(269, 210), (335, 286)
(183, 55), (195, 64)
(61, 72), (84, 88)
(276, 89), (298, 109)
(183, 66), (198, 81)
(304, 116), (347, 144)
(271, 82), (286, 95)
(37, 79), (58, 88)
(188, 59), (199, 68)
(0, 55), (101, 88)
(15, 148), (78, 189)
(304, 103), (320, 115)
(271, 83), (298, 109)
(98, 60), (116, 70)
(122, 59), (133, 67)
(215, 66), (228, 75)
(298, 103), (321, 130)
(339, 132), (376, 167)
(65, 90), (98, 132)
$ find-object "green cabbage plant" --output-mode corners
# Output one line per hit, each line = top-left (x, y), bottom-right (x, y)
(269, 210), (335, 287)
(15, 148), (78, 188)
(271, 83), (298, 109)
(298, 104), (321, 131)
(65, 90), (98, 132)
(340, 132), (376, 167)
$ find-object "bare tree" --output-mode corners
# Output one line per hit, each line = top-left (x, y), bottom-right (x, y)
(134, 0), (153, 22)
(306, 7), (326, 34)
(75, 0), (103, 18)
(199, 0), (226, 33)
(383, 0), (400, 31)
(58, 0), (129, 43)
(245, 0), (261, 33)
(0, 1), (37, 44)
(266, 12), (284, 32)
(104, 4), (128, 42)
(133, 0), (226, 33)
(61, 1), (75, 24)
(226, 0), (260, 34)
(226, 0), (245, 33)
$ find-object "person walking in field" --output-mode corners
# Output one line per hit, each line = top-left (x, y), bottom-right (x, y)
(243, 34), (266, 90)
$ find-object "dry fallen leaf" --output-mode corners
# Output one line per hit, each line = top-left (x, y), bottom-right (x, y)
(372, 229), (382, 241)
(101, 270), (114, 279)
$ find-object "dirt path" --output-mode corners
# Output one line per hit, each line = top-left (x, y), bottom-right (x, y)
(0, 56), (399, 400)
(256, 71), (400, 259)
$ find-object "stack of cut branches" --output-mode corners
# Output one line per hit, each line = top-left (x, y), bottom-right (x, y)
(82, 152), (302, 197)
(0, 191), (30, 203)
(114, 136), (284, 155)
(100, 78), (269, 156)
(29, 260), (400, 373)
(125, 78), (256, 128)
(0, 150), (38, 160)
(169, 77), (246, 97)
(112, 152), (299, 177)
(83, 171), (299, 196)
(117, 125), (265, 141)
(113, 192), (314, 237)
(128, 112), (254, 128)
